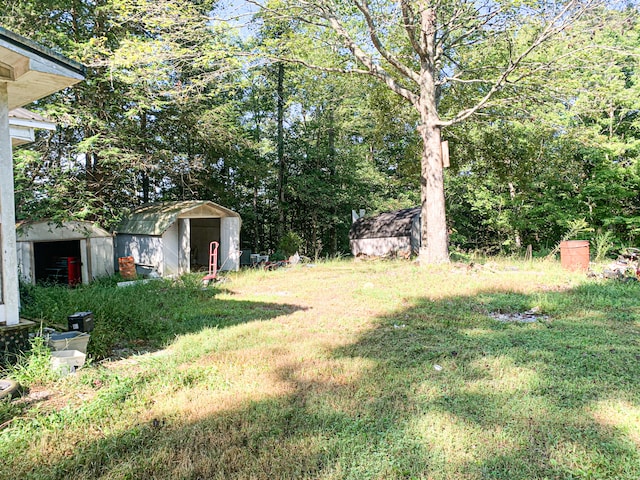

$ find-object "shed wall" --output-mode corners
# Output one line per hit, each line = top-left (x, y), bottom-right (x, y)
(16, 242), (33, 283)
(220, 217), (240, 271)
(17, 236), (114, 284)
(162, 221), (180, 276)
(350, 237), (412, 257)
(178, 219), (190, 275)
(90, 237), (115, 279)
(410, 215), (421, 255)
(115, 234), (164, 276)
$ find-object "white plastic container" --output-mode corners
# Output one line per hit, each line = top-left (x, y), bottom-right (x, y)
(50, 350), (86, 375)
(47, 331), (90, 354)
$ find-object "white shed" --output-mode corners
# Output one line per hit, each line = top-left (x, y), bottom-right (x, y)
(16, 221), (114, 285)
(115, 201), (241, 276)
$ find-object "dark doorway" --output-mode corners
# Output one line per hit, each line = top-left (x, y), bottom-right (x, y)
(190, 218), (221, 270)
(34, 240), (82, 285)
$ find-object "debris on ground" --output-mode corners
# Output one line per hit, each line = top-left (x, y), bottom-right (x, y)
(354, 249), (411, 261)
(591, 248), (640, 281)
(489, 307), (549, 323)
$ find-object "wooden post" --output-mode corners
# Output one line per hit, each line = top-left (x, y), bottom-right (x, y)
(441, 140), (450, 168)
(0, 82), (20, 325)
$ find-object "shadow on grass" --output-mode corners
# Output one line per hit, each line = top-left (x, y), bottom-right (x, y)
(20, 280), (308, 359)
(10, 281), (640, 479)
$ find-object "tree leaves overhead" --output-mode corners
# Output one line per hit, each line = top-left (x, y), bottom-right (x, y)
(4, 0), (640, 256)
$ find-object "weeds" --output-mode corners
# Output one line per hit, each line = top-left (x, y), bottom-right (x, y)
(592, 230), (616, 262)
(8, 335), (58, 385)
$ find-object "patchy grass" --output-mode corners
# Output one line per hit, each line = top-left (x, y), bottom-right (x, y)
(2, 258), (640, 479)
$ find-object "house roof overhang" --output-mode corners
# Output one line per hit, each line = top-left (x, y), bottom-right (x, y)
(10, 107), (56, 146)
(0, 27), (85, 109)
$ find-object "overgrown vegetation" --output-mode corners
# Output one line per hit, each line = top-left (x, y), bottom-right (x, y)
(17, 274), (282, 359)
(1, 261), (639, 479)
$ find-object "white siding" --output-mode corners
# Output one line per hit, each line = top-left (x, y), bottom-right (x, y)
(80, 239), (89, 284)
(90, 237), (115, 279)
(16, 241), (33, 284)
(220, 217), (240, 271)
(350, 237), (412, 257)
(115, 234), (164, 276)
(162, 222), (180, 276)
(178, 218), (190, 275)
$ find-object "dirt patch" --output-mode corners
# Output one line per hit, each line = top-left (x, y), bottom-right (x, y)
(489, 308), (549, 323)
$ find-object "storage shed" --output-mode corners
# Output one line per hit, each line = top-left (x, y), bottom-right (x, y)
(349, 207), (421, 257)
(115, 201), (241, 276)
(16, 221), (114, 285)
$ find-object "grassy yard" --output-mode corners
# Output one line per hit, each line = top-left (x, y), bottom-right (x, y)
(1, 259), (640, 479)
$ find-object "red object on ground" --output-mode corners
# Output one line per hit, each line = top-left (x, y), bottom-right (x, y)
(203, 241), (219, 282)
(560, 240), (590, 271)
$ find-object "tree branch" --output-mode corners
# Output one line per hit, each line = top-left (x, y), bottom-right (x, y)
(440, 0), (590, 127)
(354, 0), (420, 83)
(316, 3), (420, 106)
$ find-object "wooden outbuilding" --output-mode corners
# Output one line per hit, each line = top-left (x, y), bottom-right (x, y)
(349, 207), (421, 257)
(115, 201), (241, 276)
(16, 221), (114, 285)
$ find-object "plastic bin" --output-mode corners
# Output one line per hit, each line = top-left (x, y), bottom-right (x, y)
(47, 331), (90, 354)
(50, 350), (86, 375)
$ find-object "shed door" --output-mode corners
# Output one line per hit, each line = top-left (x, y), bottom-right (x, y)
(190, 218), (221, 269)
(33, 240), (82, 285)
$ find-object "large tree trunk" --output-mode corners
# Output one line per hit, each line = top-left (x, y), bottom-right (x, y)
(415, 5), (449, 265)
(418, 121), (449, 264)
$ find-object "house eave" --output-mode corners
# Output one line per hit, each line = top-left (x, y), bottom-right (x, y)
(0, 27), (85, 110)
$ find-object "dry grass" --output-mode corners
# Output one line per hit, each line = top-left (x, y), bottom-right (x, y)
(2, 258), (640, 479)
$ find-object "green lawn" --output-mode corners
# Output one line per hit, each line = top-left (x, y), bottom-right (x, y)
(1, 259), (639, 479)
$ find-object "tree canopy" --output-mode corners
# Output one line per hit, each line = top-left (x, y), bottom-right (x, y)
(3, 0), (640, 259)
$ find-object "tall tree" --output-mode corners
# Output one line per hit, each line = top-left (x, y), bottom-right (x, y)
(252, 0), (622, 263)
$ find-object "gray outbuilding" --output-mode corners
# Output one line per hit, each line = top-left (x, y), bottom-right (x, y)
(349, 207), (421, 257)
(16, 221), (114, 285)
(115, 201), (241, 276)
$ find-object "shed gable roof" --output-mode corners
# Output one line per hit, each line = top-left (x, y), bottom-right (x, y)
(16, 220), (112, 242)
(349, 207), (420, 240)
(116, 201), (240, 236)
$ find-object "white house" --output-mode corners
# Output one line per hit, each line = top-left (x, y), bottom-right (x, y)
(0, 27), (84, 326)
(9, 107), (56, 146)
